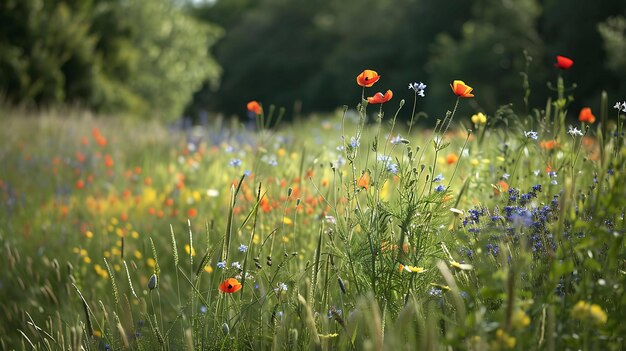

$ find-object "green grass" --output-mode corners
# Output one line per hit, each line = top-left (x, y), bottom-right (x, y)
(0, 74), (625, 350)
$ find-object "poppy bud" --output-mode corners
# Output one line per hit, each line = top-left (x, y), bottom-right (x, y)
(338, 277), (346, 294)
(221, 323), (230, 335)
(148, 274), (158, 290)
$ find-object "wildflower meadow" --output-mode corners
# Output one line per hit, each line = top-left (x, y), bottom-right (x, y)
(1, 56), (625, 350)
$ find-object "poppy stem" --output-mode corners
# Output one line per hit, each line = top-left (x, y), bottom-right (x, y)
(408, 91), (418, 135)
(441, 97), (460, 141)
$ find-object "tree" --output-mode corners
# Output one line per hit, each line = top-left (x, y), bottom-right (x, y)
(0, 0), (222, 121)
(427, 0), (546, 116)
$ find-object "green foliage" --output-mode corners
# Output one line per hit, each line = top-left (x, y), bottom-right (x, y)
(0, 0), (221, 121)
(427, 0), (546, 113)
(599, 14), (626, 90)
(186, 0), (626, 121)
(1, 69), (626, 348)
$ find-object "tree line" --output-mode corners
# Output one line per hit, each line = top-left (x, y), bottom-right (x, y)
(1, 0), (624, 122)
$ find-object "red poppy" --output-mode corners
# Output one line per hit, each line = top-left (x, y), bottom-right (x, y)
(356, 70), (380, 87)
(554, 55), (574, 70)
(578, 107), (596, 124)
(247, 101), (262, 115)
(367, 90), (393, 104)
(450, 80), (474, 98)
(219, 278), (242, 293)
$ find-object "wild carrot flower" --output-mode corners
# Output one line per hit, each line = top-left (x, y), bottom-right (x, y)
(554, 55), (574, 70)
(275, 282), (288, 293)
(408, 82), (427, 97)
(450, 80), (474, 98)
(356, 70), (380, 87)
(367, 90), (393, 104)
(568, 126), (583, 137)
(524, 131), (538, 140)
(247, 101), (262, 115)
(219, 278), (242, 293)
(578, 107), (596, 124)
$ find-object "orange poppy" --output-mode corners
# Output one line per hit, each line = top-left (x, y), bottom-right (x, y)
(357, 172), (370, 190)
(219, 278), (242, 293)
(578, 107), (596, 124)
(247, 101), (262, 115)
(446, 153), (459, 165)
(367, 90), (393, 104)
(187, 208), (198, 218)
(540, 140), (558, 150)
(554, 55), (573, 70)
(356, 70), (380, 87)
(450, 80), (474, 98)
(104, 154), (114, 168)
(493, 180), (509, 196)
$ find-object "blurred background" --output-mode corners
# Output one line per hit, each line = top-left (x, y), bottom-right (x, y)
(1, 0), (625, 123)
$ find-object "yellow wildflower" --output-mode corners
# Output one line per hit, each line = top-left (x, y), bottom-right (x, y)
(571, 300), (607, 325)
(450, 260), (473, 270)
(400, 264), (427, 273)
(471, 112), (487, 125)
(184, 244), (196, 257)
(494, 329), (516, 349)
(511, 309), (530, 329)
